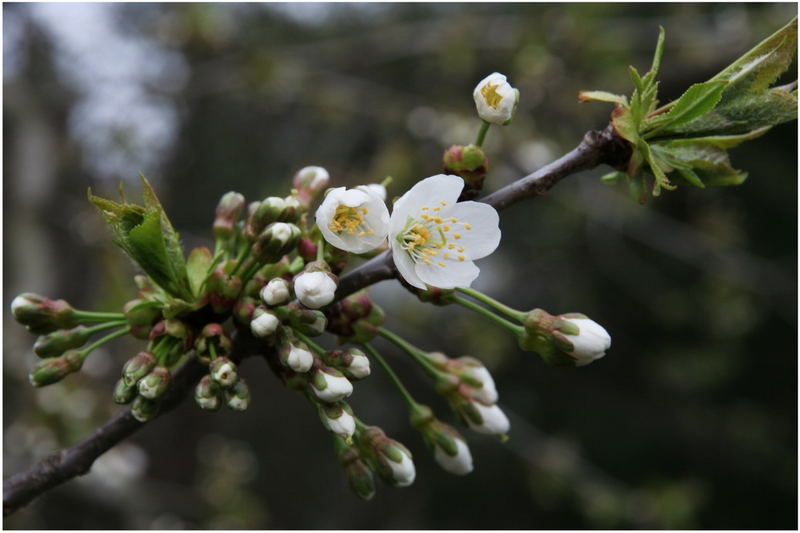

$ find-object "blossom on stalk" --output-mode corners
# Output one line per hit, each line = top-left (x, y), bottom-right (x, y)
(250, 308), (280, 338)
(410, 404), (473, 475)
(293, 270), (338, 309)
(260, 278), (291, 306)
(464, 400), (510, 435)
(473, 72), (519, 125)
(278, 340), (315, 373)
(456, 357), (498, 404)
(389, 174), (500, 289)
(318, 402), (356, 440)
(561, 317), (611, 366)
(316, 186), (390, 253)
(311, 366), (354, 403)
(359, 426), (416, 487)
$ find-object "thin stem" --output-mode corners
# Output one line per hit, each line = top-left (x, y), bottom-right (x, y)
(452, 295), (525, 336)
(79, 327), (131, 361)
(294, 331), (327, 356)
(316, 238), (325, 263)
(208, 341), (218, 360)
(83, 320), (128, 335)
(377, 327), (442, 379)
(240, 260), (261, 286)
(72, 310), (125, 322)
(475, 120), (491, 147)
(229, 242), (253, 277)
(361, 343), (417, 407)
(456, 287), (525, 321)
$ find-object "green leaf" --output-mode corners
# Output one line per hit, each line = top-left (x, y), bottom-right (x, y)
(644, 81), (727, 134)
(578, 91), (628, 105)
(186, 247), (213, 298)
(650, 138), (749, 188)
(611, 105), (639, 144)
(644, 26), (666, 84)
(639, 140), (676, 196)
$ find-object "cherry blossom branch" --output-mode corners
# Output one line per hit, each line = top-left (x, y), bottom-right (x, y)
(3, 124), (629, 517)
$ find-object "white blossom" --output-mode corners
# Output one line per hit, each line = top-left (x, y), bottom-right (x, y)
(285, 344), (314, 373)
(322, 410), (356, 439)
(563, 318), (611, 366)
(346, 353), (371, 379)
(269, 222), (293, 244)
(357, 183), (387, 201)
(389, 174), (501, 289)
(211, 361), (237, 388)
(433, 437), (473, 476)
(386, 449), (416, 487)
(316, 186), (390, 253)
(260, 278), (291, 306)
(295, 165), (330, 190)
(473, 72), (519, 125)
(250, 310), (279, 338)
(466, 401), (510, 435)
(311, 371), (353, 403)
(461, 362), (498, 404)
(293, 271), (337, 309)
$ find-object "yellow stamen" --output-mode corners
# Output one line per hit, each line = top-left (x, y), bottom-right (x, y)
(481, 82), (503, 109)
(458, 255), (465, 262)
(454, 233), (461, 239)
(437, 262), (446, 267)
(464, 223), (472, 230)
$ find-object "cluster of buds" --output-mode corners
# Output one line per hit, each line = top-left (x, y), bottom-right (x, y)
(192, 324), (250, 412)
(519, 309), (611, 367)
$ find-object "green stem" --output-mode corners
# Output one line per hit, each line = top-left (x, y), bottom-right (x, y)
(474, 120), (491, 147)
(240, 260), (261, 286)
(83, 320), (128, 335)
(361, 343), (417, 408)
(72, 310), (125, 322)
(208, 341), (218, 361)
(456, 287), (525, 321)
(229, 242), (254, 277)
(295, 331), (327, 356)
(79, 326), (130, 361)
(316, 238), (325, 263)
(377, 327), (442, 379)
(452, 295), (525, 336)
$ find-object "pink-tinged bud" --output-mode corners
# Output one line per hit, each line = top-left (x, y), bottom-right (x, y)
(443, 144), (489, 201)
(11, 293), (79, 334)
(357, 426), (416, 488)
(225, 378), (251, 411)
(29, 349), (83, 387)
(210, 357), (238, 388)
(194, 323), (232, 364)
(131, 396), (160, 422)
(195, 375), (222, 410)
(335, 436), (376, 501)
(122, 351), (158, 386)
(233, 297), (259, 327)
(297, 238), (318, 262)
(137, 366), (171, 400)
(293, 166), (330, 208)
(113, 378), (138, 404)
(33, 327), (92, 358)
(213, 191), (246, 241)
(206, 268), (243, 315)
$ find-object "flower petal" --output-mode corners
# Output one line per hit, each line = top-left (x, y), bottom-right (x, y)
(414, 259), (479, 289)
(390, 174), (464, 235)
(390, 239), (427, 289)
(447, 201), (501, 259)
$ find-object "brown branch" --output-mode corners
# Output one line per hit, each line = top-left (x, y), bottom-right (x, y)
(3, 124), (629, 517)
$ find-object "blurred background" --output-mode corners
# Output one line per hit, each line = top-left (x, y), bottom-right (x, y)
(3, 3), (797, 529)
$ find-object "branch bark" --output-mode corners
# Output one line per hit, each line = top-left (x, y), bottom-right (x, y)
(3, 124), (629, 517)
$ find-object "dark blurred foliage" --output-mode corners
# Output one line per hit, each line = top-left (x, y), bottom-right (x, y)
(3, 3), (796, 529)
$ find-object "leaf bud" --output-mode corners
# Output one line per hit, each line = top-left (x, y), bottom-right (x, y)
(11, 293), (79, 334)
(33, 327), (91, 359)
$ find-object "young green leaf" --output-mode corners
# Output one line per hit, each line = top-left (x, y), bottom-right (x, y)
(578, 91), (628, 106)
(187, 247), (214, 298)
(644, 81), (727, 135)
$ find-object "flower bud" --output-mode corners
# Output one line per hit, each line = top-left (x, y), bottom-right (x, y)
(413, 286), (456, 306)
(123, 299), (161, 339)
(137, 366), (171, 400)
(278, 340), (315, 373)
(194, 323), (233, 364)
(195, 375), (222, 410)
(213, 191), (246, 241)
(358, 426), (415, 488)
(521, 309), (611, 367)
(297, 238), (318, 262)
(473, 72), (519, 125)
(322, 348), (371, 380)
(225, 378), (251, 411)
(251, 222), (302, 265)
(293, 166), (330, 208)
(33, 327), (92, 358)
(453, 356), (498, 404)
(334, 436), (376, 501)
(233, 296), (259, 327)
(410, 404), (473, 475)
(122, 351), (158, 386)
(260, 278), (291, 306)
(442, 144), (489, 200)
(293, 270), (338, 309)
(29, 349), (83, 387)
(311, 366), (353, 403)
(560, 317), (612, 366)
(11, 293), (79, 334)
(113, 378), (138, 404)
(280, 194), (302, 223)
(206, 268), (243, 314)
(275, 302), (327, 336)
(250, 308), (280, 338)
(318, 402), (356, 440)
(210, 357), (238, 388)
(463, 400), (510, 436)
(131, 395), (160, 422)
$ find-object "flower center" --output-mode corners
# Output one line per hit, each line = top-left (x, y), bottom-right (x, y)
(397, 202), (473, 268)
(480, 82), (503, 109)
(328, 205), (375, 237)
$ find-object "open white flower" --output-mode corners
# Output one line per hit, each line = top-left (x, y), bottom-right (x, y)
(466, 400), (510, 435)
(563, 317), (611, 366)
(389, 174), (501, 289)
(473, 72), (519, 125)
(357, 183), (387, 202)
(433, 436), (474, 476)
(294, 271), (337, 309)
(316, 186), (390, 253)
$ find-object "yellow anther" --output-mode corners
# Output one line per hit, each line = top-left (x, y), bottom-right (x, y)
(458, 255), (465, 262)
(362, 208), (369, 215)
(358, 231), (366, 237)
(480, 82), (503, 109)
(444, 253), (450, 259)
(464, 223), (472, 230)
(440, 201), (448, 206)
(421, 214), (431, 221)
(454, 233), (461, 239)
(437, 262), (446, 267)
(421, 206), (429, 211)
(367, 229), (375, 235)
(423, 259), (432, 265)
(458, 246), (465, 253)
(450, 217), (457, 223)
(448, 244), (456, 250)
(433, 207), (441, 212)
(433, 216), (443, 224)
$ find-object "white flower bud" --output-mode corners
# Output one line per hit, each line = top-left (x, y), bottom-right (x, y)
(296, 166), (330, 190)
(312, 371), (353, 403)
(386, 449), (416, 487)
(294, 271), (337, 309)
(250, 310), (279, 338)
(466, 401), (510, 435)
(286, 344), (314, 373)
(563, 318), (611, 366)
(461, 363), (498, 404)
(260, 278), (291, 306)
(322, 409), (356, 439)
(357, 183), (387, 201)
(211, 360), (238, 388)
(433, 437), (473, 476)
(270, 222), (293, 244)
(346, 353), (371, 379)
(284, 195), (301, 210)
(473, 72), (519, 125)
